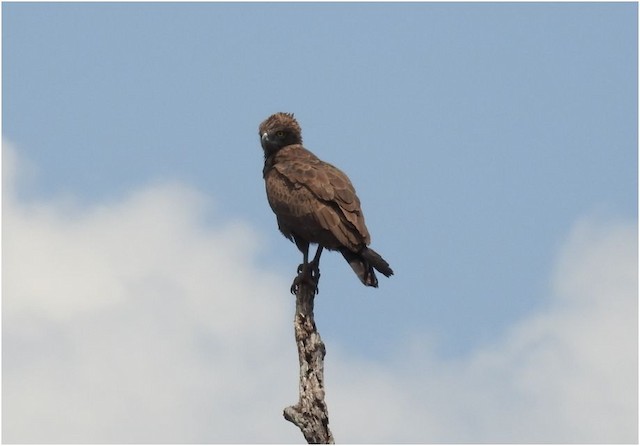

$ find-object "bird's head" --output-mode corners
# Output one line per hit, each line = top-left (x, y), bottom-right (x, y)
(259, 112), (303, 157)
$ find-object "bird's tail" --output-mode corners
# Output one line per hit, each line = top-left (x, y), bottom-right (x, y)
(340, 247), (394, 288)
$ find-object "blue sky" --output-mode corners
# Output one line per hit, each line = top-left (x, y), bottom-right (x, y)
(3, 2), (638, 443)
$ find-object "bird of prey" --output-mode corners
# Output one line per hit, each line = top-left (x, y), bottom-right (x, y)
(259, 112), (393, 293)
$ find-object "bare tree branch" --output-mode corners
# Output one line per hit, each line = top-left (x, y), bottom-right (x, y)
(283, 278), (334, 444)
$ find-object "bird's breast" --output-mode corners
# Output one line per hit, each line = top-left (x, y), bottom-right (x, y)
(264, 169), (313, 218)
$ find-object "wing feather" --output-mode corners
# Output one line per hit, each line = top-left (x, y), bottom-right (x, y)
(271, 146), (371, 249)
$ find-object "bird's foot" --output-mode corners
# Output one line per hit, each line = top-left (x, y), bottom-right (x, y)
(290, 262), (321, 295)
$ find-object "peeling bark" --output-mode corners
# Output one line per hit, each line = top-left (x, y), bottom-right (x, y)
(283, 279), (334, 444)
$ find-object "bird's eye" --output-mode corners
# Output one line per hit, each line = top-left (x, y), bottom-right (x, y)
(276, 131), (285, 137)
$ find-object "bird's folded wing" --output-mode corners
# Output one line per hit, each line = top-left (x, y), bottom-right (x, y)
(274, 158), (371, 246)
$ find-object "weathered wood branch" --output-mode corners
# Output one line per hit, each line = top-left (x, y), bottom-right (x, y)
(283, 278), (334, 444)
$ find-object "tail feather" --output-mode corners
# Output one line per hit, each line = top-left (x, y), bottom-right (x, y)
(362, 247), (394, 278)
(341, 247), (394, 287)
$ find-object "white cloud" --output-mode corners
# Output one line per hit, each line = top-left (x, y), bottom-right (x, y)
(327, 216), (638, 443)
(3, 142), (301, 443)
(3, 141), (637, 443)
